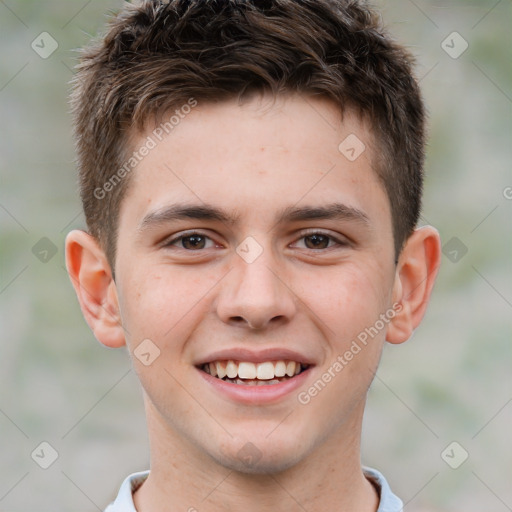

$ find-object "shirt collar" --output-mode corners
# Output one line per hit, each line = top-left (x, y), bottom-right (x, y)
(104, 470), (149, 512)
(104, 467), (403, 512)
(364, 466), (404, 512)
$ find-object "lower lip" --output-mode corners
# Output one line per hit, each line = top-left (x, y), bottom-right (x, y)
(197, 366), (313, 405)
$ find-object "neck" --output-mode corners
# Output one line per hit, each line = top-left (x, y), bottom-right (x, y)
(134, 402), (379, 512)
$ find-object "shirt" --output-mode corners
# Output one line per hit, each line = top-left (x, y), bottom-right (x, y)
(104, 466), (403, 512)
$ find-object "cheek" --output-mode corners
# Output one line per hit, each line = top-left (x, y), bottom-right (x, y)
(117, 266), (217, 347)
(296, 262), (392, 343)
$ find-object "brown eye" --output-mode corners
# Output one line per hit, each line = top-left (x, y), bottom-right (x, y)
(163, 232), (216, 250)
(291, 231), (349, 251)
(180, 235), (206, 250)
(303, 234), (331, 249)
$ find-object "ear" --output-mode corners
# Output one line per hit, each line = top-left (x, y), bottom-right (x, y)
(65, 230), (126, 348)
(386, 226), (441, 344)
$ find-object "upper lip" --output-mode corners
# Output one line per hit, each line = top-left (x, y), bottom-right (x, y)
(195, 348), (316, 366)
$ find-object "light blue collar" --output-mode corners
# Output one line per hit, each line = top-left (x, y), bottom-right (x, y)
(105, 466), (403, 511)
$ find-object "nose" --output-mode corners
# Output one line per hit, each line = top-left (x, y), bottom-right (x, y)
(215, 249), (297, 330)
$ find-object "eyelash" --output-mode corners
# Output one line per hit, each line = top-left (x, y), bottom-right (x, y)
(162, 230), (349, 251)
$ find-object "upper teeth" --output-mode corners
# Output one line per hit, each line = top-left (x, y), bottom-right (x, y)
(205, 360), (303, 380)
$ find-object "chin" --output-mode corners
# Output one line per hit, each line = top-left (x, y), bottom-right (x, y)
(212, 435), (311, 475)
(215, 451), (303, 475)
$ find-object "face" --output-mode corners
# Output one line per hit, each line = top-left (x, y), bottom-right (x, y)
(113, 93), (399, 473)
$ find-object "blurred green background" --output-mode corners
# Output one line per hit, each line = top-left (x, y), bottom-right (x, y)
(0, 1), (511, 510)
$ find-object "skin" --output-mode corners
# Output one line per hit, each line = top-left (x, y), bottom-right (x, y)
(66, 93), (441, 512)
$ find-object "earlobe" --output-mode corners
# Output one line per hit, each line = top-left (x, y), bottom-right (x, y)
(386, 226), (441, 345)
(65, 230), (126, 348)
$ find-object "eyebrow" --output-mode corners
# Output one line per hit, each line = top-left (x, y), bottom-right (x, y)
(138, 204), (239, 232)
(276, 203), (369, 225)
(138, 202), (369, 232)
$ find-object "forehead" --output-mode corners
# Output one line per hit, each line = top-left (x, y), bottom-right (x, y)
(119, 93), (390, 232)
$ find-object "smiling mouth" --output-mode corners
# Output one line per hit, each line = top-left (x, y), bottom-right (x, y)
(200, 360), (310, 386)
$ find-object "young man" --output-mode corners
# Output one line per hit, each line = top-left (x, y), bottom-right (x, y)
(65, 0), (441, 510)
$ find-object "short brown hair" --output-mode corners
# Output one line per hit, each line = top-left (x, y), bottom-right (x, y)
(70, 0), (426, 269)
